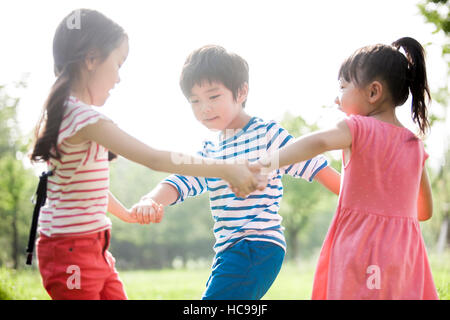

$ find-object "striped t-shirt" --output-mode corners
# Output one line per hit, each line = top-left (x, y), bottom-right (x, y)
(163, 117), (328, 253)
(38, 96), (112, 237)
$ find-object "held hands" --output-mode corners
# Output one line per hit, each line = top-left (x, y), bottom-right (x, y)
(114, 208), (139, 223)
(126, 159), (272, 224)
(130, 198), (164, 225)
(226, 160), (269, 198)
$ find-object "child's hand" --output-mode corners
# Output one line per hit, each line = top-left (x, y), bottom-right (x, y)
(225, 161), (268, 198)
(247, 161), (268, 190)
(131, 198), (164, 225)
(115, 208), (139, 224)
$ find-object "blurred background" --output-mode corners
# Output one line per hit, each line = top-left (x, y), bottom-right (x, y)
(0, 0), (448, 299)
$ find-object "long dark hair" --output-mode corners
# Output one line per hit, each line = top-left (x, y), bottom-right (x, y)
(31, 9), (126, 162)
(338, 37), (431, 135)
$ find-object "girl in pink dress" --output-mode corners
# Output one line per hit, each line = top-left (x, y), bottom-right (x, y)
(256, 37), (438, 299)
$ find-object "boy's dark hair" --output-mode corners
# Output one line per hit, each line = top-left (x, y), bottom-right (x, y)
(180, 45), (249, 108)
(338, 37), (431, 135)
(31, 9), (126, 162)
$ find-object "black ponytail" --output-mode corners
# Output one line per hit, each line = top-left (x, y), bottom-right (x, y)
(338, 37), (431, 136)
(31, 64), (76, 161)
(392, 37), (431, 135)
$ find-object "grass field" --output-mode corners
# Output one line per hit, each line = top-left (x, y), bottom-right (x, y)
(1, 253), (448, 300)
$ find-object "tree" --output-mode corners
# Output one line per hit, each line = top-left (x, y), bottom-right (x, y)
(0, 81), (36, 269)
(108, 157), (214, 269)
(418, 0), (450, 253)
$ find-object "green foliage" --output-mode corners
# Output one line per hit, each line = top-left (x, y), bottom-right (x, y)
(418, 0), (450, 36)
(417, 0), (450, 253)
(417, 0), (449, 113)
(108, 157), (214, 269)
(0, 83), (37, 269)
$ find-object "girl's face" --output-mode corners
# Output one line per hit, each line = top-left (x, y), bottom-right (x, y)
(189, 81), (246, 131)
(335, 79), (370, 116)
(86, 37), (129, 106)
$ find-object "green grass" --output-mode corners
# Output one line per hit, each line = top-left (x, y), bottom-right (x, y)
(0, 252), (448, 300)
(0, 267), (48, 300)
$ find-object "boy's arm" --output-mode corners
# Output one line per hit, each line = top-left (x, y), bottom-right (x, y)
(107, 191), (138, 223)
(141, 182), (179, 207)
(313, 166), (341, 195)
(132, 173), (207, 224)
(417, 168), (433, 221)
(131, 183), (178, 224)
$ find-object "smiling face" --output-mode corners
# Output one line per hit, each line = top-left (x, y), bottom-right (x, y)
(85, 37), (129, 106)
(189, 81), (247, 131)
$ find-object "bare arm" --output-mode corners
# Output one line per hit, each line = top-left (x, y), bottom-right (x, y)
(130, 183), (178, 224)
(141, 183), (179, 207)
(314, 165), (341, 195)
(73, 119), (264, 197)
(107, 191), (137, 223)
(261, 120), (352, 171)
(417, 168), (433, 221)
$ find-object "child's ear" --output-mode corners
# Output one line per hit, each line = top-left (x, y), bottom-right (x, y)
(84, 49), (100, 72)
(237, 82), (249, 104)
(367, 81), (383, 103)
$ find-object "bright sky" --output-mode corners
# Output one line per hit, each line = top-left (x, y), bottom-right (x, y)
(1, 0), (448, 169)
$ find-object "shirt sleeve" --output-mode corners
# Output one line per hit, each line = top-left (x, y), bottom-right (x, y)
(343, 115), (362, 156)
(162, 147), (209, 205)
(265, 121), (328, 182)
(57, 101), (112, 146)
(163, 174), (208, 205)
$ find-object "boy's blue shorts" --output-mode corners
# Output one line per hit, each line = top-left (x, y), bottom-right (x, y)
(201, 239), (285, 300)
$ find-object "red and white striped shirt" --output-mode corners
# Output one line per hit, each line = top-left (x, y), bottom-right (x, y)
(38, 96), (112, 237)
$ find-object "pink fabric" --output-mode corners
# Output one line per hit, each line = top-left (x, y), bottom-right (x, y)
(312, 115), (438, 300)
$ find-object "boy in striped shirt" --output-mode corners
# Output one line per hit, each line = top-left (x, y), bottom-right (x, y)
(133, 45), (340, 300)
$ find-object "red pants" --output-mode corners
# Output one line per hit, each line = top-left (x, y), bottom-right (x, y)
(37, 229), (127, 300)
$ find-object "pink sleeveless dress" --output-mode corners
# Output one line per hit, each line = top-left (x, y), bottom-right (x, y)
(311, 115), (438, 300)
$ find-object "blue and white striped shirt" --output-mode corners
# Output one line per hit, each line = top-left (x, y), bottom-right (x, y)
(164, 117), (328, 253)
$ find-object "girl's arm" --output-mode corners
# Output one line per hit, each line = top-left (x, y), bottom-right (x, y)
(107, 191), (138, 223)
(71, 119), (265, 197)
(313, 166), (341, 195)
(417, 168), (433, 221)
(261, 119), (352, 171)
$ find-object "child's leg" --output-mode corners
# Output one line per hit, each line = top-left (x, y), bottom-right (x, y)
(202, 240), (285, 300)
(100, 266), (127, 300)
(99, 230), (127, 300)
(37, 231), (126, 300)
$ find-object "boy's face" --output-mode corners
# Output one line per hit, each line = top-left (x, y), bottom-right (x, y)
(188, 81), (247, 131)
